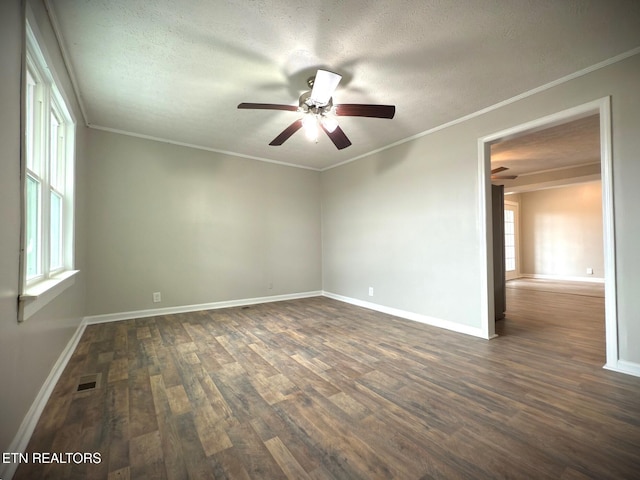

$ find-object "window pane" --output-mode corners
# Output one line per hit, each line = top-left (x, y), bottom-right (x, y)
(505, 234), (514, 247)
(26, 70), (36, 171)
(50, 112), (59, 187)
(505, 221), (514, 235)
(26, 175), (41, 278)
(50, 190), (63, 270)
(24, 70), (36, 170)
(505, 210), (514, 222)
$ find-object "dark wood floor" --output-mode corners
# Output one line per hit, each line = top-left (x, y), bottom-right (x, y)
(15, 287), (640, 479)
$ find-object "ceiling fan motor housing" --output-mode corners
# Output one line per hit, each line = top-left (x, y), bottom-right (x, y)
(298, 91), (333, 115)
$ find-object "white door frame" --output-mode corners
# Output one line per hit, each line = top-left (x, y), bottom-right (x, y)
(478, 97), (618, 369)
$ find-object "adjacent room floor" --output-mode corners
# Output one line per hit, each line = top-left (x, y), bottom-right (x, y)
(15, 283), (640, 479)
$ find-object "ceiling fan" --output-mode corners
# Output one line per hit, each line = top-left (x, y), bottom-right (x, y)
(491, 166), (518, 180)
(238, 69), (395, 150)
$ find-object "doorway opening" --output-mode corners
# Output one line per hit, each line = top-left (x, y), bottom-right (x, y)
(478, 97), (618, 370)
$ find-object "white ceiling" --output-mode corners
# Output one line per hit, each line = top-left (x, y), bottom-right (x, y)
(491, 114), (601, 178)
(48, 0), (640, 171)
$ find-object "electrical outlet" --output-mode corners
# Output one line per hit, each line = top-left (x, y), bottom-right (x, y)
(586, 267), (594, 275)
(153, 292), (162, 303)
(368, 287), (374, 296)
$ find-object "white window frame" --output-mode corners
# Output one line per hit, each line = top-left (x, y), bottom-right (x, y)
(19, 12), (78, 321)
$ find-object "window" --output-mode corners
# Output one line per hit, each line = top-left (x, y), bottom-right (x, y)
(504, 201), (519, 281)
(504, 208), (516, 272)
(19, 17), (77, 321)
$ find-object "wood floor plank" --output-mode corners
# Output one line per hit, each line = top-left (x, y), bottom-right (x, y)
(197, 372), (235, 422)
(13, 288), (640, 479)
(156, 349), (182, 389)
(128, 367), (158, 438)
(107, 357), (128, 383)
(327, 391), (371, 420)
(225, 422), (287, 479)
(192, 403), (233, 456)
(129, 430), (166, 480)
(210, 447), (252, 480)
(174, 412), (216, 480)
(149, 373), (189, 479)
(211, 363), (272, 424)
(105, 379), (130, 474)
(249, 410), (321, 474)
(264, 436), (311, 480)
(275, 388), (396, 479)
(165, 385), (192, 416)
(112, 322), (129, 358)
(108, 466), (131, 480)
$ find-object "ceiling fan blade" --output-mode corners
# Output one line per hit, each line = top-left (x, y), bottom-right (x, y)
(491, 175), (518, 180)
(238, 103), (299, 112)
(491, 166), (509, 174)
(321, 123), (352, 150)
(310, 70), (342, 106)
(269, 119), (303, 146)
(335, 104), (395, 119)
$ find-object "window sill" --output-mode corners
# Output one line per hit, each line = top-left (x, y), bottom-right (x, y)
(19, 270), (79, 322)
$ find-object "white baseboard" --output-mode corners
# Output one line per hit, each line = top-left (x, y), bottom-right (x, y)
(84, 291), (323, 324)
(322, 291), (488, 339)
(0, 318), (87, 480)
(519, 273), (605, 284)
(604, 359), (640, 378)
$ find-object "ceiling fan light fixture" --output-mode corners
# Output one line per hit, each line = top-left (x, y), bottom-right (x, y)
(302, 114), (319, 141)
(320, 115), (338, 133)
(309, 70), (342, 106)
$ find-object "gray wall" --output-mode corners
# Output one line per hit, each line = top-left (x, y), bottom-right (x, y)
(519, 182), (604, 278)
(85, 129), (322, 315)
(321, 53), (640, 363)
(0, 0), (87, 452)
(321, 131), (482, 328)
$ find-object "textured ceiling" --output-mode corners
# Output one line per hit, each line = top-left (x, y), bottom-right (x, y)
(491, 114), (601, 178)
(48, 0), (640, 170)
